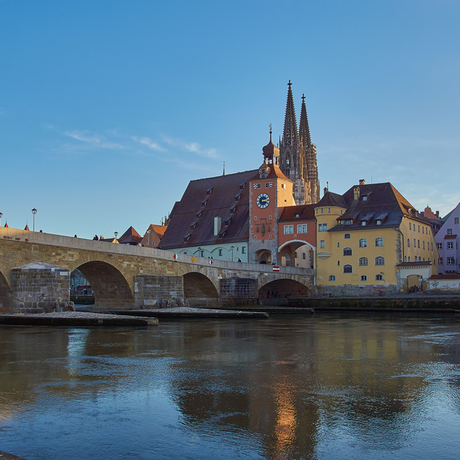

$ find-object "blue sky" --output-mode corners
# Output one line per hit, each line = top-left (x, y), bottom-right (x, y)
(1, 0), (459, 239)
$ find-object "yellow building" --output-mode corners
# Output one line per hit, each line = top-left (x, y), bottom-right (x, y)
(315, 181), (438, 292)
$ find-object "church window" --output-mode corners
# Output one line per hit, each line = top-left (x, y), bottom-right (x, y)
(359, 257), (368, 266)
(343, 264), (352, 273)
(297, 224), (307, 233)
(375, 256), (385, 266)
(359, 238), (367, 247)
(329, 275), (336, 281)
(376, 274), (383, 281)
(284, 225), (294, 234)
(361, 275), (367, 281)
(343, 247), (352, 256)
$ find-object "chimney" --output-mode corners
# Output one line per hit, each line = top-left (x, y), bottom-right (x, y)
(214, 217), (222, 236)
(359, 179), (365, 186)
(353, 186), (360, 201)
(436, 211), (439, 218)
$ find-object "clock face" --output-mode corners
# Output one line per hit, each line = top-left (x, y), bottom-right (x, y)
(256, 193), (270, 209)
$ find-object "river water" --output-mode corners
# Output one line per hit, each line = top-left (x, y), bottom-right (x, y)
(1, 313), (460, 459)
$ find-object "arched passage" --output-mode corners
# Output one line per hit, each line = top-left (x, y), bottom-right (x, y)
(255, 249), (272, 264)
(183, 272), (219, 307)
(279, 240), (314, 269)
(77, 261), (133, 310)
(0, 271), (13, 313)
(260, 279), (310, 303)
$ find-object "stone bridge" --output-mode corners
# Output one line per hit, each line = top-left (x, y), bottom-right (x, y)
(0, 227), (315, 313)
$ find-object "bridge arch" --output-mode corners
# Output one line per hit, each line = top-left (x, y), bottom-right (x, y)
(259, 278), (311, 300)
(75, 261), (133, 310)
(183, 272), (219, 307)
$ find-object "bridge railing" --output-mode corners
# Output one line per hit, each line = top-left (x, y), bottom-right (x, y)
(0, 227), (314, 276)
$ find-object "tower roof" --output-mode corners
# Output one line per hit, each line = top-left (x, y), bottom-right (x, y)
(299, 94), (312, 148)
(282, 80), (299, 146)
(262, 125), (280, 163)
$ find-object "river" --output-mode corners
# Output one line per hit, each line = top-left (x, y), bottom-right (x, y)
(1, 313), (460, 459)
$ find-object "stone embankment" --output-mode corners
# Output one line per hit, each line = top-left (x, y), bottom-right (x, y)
(108, 307), (269, 319)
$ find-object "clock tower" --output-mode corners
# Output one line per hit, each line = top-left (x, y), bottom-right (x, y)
(249, 130), (294, 264)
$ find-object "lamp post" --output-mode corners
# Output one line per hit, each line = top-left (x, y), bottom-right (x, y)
(32, 208), (37, 231)
(230, 245), (234, 261)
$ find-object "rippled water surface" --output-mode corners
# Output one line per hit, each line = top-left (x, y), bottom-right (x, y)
(1, 313), (460, 459)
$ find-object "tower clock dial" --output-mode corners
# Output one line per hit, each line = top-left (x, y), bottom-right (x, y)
(256, 193), (270, 209)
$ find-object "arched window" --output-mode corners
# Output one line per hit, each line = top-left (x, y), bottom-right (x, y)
(375, 238), (384, 247)
(360, 275), (367, 281)
(375, 274), (383, 281)
(359, 257), (368, 266)
(343, 247), (352, 256)
(344, 233), (351, 239)
(375, 256), (385, 266)
(343, 264), (352, 273)
(359, 238), (367, 248)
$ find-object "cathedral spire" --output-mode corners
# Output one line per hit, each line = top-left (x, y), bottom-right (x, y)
(299, 94), (312, 148)
(282, 80), (299, 146)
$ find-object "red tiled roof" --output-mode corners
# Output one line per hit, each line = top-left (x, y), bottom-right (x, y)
(119, 226), (142, 244)
(279, 205), (316, 222)
(444, 234), (457, 239)
(429, 273), (460, 280)
(159, 170), (257, 250)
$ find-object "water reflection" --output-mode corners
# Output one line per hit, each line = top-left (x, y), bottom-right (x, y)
(0, 315), (460, 459)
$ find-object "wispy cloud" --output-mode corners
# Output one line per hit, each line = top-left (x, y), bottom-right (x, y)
(131, 136), (166, 152)
(64, 130), (125, 150)
(163, 136), (220, 159)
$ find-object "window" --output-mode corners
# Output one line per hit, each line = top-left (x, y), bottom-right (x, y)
(448, 229), (453, 235)
(375, 238), (384, 247)
(409, 223), (412, 230)
(407, 239), (410, 248)
(361, 221), (366, 226)
(418, 240), (420, 248)
(376, 219), (382, 225)
(448, 257), (455, 265)
(318, 223), (328, 231)
(376, 274), (383, 281)
(297, 224), (307, 233)
(337, 260), (341, 266)
(455, 218), (459, 225)
(448, 242), (454, 250)
(343, 247), (352, 256)
(359, 257), (368, 266)
(242, 247), (246, 254)
(219, 249), (222, 256)
(302, 253), (306, 259)
(414, 239), (416, 247)
(343, 264), (352, 273)
(329, 275), (336, 281)
(375, 256), (385, 266)
(437, 243), (442, 250)
(284, 225), (293, 234)
(320, 240), (325, 248)
(423, 241), (425, 249)
(337, 242), (340, 247)
(328, 208), (331, 213)
(254, 183), (261, 189)
(414, 256), (417, 262)
(344, 233), (351, 239)
(418, 225), (420, 233)
(439, 258), (443, 265)
(422, 227), (425, 234)
(361, 275), (367, 281)
(359, 238), (367, 247)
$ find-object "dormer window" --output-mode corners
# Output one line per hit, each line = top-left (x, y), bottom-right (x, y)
(206, 186), (213, 195)
(201, 199), (208, 206)
(184, 233), (191, 242)
(362, 196), (368, 201)
(196, 210), (203, 218)
(229, 203), (237, 213)
(295, 213), (300, 218)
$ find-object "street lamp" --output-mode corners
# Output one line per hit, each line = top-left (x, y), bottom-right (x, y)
(32, 208), (37, 231)
(230, 245), (234, 261)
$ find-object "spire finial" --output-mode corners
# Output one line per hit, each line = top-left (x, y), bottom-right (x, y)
(288, 80), (292, 89)
(302, 94), (305, 102)
(223, 161), (225, 176)
(269, 123), (273, 143)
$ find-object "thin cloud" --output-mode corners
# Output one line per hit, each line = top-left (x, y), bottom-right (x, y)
(64, 130), (125, 150)
(163, 136), (220, 159)
(132, 136), (166, 152)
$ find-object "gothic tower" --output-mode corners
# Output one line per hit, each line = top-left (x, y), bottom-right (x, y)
(279, 81), (320, 205)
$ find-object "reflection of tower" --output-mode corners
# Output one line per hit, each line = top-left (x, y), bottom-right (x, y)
(279, 81), (320, 205)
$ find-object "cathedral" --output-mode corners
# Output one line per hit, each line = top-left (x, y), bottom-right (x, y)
(279, 81), (320, 205)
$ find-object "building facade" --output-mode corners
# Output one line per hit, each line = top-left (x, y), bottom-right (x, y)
(315, 181), (438, 291)
(435, 202), (460, 274)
